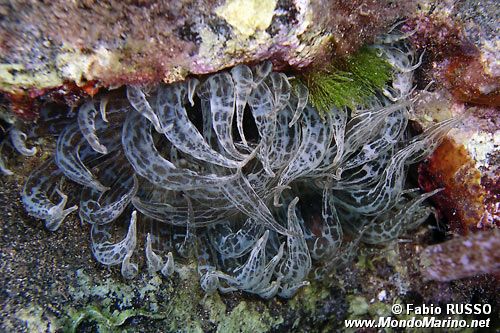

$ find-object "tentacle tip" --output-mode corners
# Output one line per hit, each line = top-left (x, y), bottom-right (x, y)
(1, 168), (14, 176)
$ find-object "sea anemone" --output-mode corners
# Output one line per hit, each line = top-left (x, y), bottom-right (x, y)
(12, 31), (458, 299)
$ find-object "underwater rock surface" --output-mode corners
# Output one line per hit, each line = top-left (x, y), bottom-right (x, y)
(0, 2), (499, 333)
(404, 0), (499, 234)
(0, 0), (415, 119)
(0, 0), (414, 91)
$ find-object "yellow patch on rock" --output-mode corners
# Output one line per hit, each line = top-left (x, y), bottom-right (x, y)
(56, 47), (121, 84)
(0, 64), (62, 93)
(215, 0), (277, 37)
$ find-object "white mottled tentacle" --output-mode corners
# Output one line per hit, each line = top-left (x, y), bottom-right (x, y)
(122, 110), (236, 191)
(206, 72), (249, 160)
(0, 150), (13, 175)
(21, 159), (78, 231)
(79, 174), (138, 225)
(210, 218), (264, 258)
(405, 117), (461, 164)
(77, 101), (108, 154)
(247, 80), (277, 176)
(146, 233), (164, 273)
(55, 123), (108, 191)
(221, 172), (290, 236)
(278, 197), (312, 298)
(9, 128), (37, 156)
(187, 78), (199, 106)
(231, 64), (253, 146)
(91, 210), (137, 266)
(359, 188), (442, 244)
(289, 82), (308, 127)
(99, 95), (109, 122)
(252, 61), (273, 85)
(156, 82), (242, 168)
(275, 107), (334, 204)
(126, 85), (163, 133)
(161, 252), (175, 277)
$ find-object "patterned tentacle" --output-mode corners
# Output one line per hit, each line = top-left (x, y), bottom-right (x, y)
(206, 72), (249, 160)
(278, 198), (312, 298)
(126, 85), (163, 133)
(9, 128), (37, 156)
(55, 122), (108, 191)
(156, 82), (242, 168)
(231, 65), (254, 146)
(22, 159), (78, 231)
(77, 101), (108, 154)
(210, 218), (264, 258)
(122, 110), (236, 191)
(91, 210), (138, 266)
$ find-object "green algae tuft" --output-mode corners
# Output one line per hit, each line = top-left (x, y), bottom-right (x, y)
(297, 47), (392, 117)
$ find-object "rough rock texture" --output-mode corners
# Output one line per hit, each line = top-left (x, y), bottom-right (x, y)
(0, 0), (413, 94)
(404, 0), (499, 107)
(420, 228), (500, 281)
(413, 90), (499, 234)
(408, 0), (499, 235)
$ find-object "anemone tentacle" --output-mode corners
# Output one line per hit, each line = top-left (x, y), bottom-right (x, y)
(19, 33), (459, 299)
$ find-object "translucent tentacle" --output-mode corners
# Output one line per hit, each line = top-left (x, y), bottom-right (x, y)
(22, 159), (78, 231)
(342, 108), (407, 171)
(252, 61), (273, 85)
(55, 123), (108, 191)
(278, 197), (312, 298)
(360, 188), (442, 244)
(161, 252), (175, 277)
(79, 174), (138, 225)
(221, 173), (290, 236)
(77, 101), (108, 154)
(267, 72), (291, 114)
(126, 85), (163, 133)
(275, 107), (334, 204)
(304, 188), (343, 261)
(289, 83), (308, 127)
(175, 195), (196, 258)
(122, 110), (236, 191)
(231, 64), (253, 146)
(268, 103), (300, 170)
(206, 72), (249, 160)
(252, 242), (285, 297)
(121, 248), (139, 279)
(146, 233), (164, 273)
(187, 78), (199, 106)
(334, 145), (411, 215)
(156, 82), (242, 168)
(211, 218), (264, 258)
(91, 210), (138, 266)
(405, 117), (461, 165)
(0, 152), (13, 175)
(215, 230), (270, 291)
(9, 128), (37, 156)
(99, 95), (109, 122)
(247, 80), (277, 176)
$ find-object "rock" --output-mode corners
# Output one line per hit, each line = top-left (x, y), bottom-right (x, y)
(405, 0), (499, 234)
(420, 229), (500, 282)
(0, 0), (415, 118)
(403, 0), (499, 107)
(413, 90), (499, 234)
